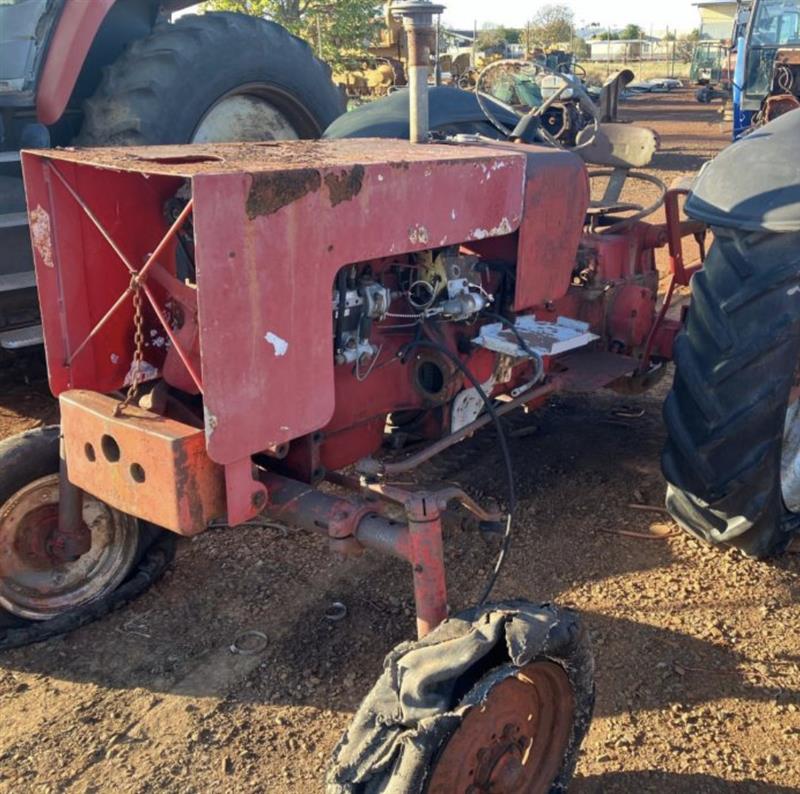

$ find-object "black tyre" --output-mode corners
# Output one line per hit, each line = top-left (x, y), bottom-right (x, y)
(328, 601), (594, 793)
(78, 12), (344, 147)
(662, 228), (800, 557)
(0, 426), (175, 648)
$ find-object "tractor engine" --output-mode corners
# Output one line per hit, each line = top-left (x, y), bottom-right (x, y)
(21, 137), (684, 534)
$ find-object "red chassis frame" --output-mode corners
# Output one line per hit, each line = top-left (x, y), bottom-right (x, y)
(21, 138), (704, 637)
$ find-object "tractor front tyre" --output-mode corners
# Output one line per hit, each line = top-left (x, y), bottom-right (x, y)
(327, 602), (594, 794)
(663, 228), (800, 557)
(78, 12), (344, 147)
(0, 427), (175, 650)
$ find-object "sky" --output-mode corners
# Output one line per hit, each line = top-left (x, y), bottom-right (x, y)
(178, 1), (703, 36)
(440, 0), (701, 35)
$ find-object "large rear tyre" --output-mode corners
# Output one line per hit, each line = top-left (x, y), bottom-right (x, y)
(662, 228), (800, 557)
(0, 427), (175, 649)
(327, 602), (594, 793)
(78, 12), (344, 147)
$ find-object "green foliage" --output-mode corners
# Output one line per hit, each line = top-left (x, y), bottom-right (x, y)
(477, 22), (507, 51)
(572, 37), (590, 58)
(676, 29), (703, 61)
(620, 23), (644, 40)
(476, 22), (522, 51)
(525, 4), (574, 50)
(204, 0), (383, 67)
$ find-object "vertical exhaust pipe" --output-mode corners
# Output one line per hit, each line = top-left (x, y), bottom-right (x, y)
(391, 1), (445, 143)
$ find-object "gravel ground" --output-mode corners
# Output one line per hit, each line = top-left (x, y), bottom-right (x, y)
(1, 91), (799, 794)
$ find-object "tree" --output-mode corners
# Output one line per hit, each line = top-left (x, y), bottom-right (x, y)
(477, 22), (508, 52)
(204, 0), (382, 67)
(525, 4), (574, 50)
(572, 36), (590, 58)
(676, 28), (702, 61)
(620, 23), (644, 40)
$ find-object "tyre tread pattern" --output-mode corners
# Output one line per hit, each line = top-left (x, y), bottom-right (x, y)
(662, 228), (800, 557)
(78, 12), (342, 146)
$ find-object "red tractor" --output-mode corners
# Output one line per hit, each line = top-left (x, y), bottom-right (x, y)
(4, 1), (800, 790)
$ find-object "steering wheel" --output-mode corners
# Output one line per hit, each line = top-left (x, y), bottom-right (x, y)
(587, 169), (667, 228)
(564, 61), (587, 79)
(475, 58), (600, 150)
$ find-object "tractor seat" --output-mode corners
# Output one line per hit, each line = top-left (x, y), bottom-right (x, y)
(576, 123), (659, 169)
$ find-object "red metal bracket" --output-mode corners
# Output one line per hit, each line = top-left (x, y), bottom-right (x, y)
(637, 187), (708, 371)
(47, 163), (202, 392)
(663, 187), (706, 288)
(225, 458), (268, 527)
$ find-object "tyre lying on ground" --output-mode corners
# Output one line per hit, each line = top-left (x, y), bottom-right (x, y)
(663, 109), (800, 558)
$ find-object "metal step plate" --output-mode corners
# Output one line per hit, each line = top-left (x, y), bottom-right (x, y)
(0, 151), (21, 164)
(473, 315), (599, 358)
(0, 323), (43, 350)
(0, 270), (36, 292)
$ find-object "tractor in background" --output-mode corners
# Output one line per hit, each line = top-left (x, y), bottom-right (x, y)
(692, 40), (736, 104)
(733, 0), (800, 135)
(0, 0), (343, 358)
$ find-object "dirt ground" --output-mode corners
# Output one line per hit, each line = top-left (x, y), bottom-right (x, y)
(1, 91), (799, 794)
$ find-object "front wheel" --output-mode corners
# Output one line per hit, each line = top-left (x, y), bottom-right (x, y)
(0, 427), (175, 647)
(662, 228), (800, 557)
(327, 602), (594, 793)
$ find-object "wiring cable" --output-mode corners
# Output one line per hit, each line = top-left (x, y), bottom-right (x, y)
(399, 333), (517, 604)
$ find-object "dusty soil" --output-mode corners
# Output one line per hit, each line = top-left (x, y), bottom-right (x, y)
(2, 92), (799, 794)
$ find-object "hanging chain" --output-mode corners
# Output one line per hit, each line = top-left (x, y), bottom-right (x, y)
(114, 275), (146, 417)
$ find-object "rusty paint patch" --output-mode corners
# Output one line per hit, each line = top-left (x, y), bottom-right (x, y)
(408, 225), (430, 244)
(390, 161), (410, 170)
(29, 205), (54, 268)
(324, 165), (365, 207)
(246, 169), (321, 219)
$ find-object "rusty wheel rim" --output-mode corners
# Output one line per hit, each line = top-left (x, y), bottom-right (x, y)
(427, 661), (575, 794)
(0, 475), (140, 620)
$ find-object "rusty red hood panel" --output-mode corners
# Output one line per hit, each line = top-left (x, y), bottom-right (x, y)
(20, 138), (587, 468)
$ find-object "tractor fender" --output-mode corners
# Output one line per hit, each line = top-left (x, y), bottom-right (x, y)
(685, 109), (800, 233)
(324, 85), (517, 140)
(36, 0), (190, 125)
(36, 0), (115, 125)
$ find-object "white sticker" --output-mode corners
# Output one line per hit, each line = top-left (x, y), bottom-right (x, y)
(265, 331), (289, 356)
